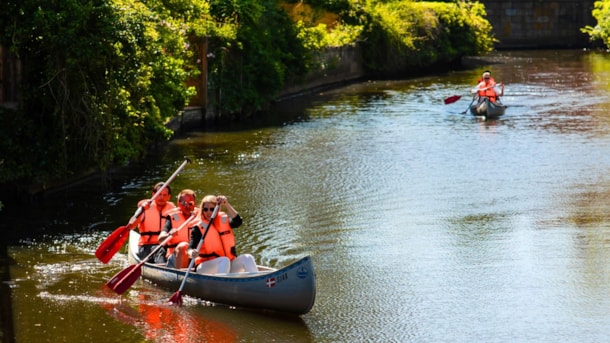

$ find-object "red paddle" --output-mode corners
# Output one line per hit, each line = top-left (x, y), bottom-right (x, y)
(106, 214), (197, 294)
(95, 226), (130, 264)
(95, 157), (191, 263)
(444, 95), (461, 104)
(445, 83), (504, 106)
(168, 204), (219, 306)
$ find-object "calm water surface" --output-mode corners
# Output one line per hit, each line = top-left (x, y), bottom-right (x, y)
(3, 50), (610, 342)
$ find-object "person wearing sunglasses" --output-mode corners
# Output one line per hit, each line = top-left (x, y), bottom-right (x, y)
(187, 195), (258, 274)
(159, 189), (200, 268)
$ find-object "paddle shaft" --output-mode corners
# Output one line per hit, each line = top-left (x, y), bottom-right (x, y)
(106, 214), (197, 294)
(136, 212), (196, 265)
(472, 82), (503, 93)
(170, 204), (220, 303)
(461, 96), (477, 114)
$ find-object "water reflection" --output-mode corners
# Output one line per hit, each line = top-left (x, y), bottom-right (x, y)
(5, 50), (610, 342)
(102, 293), (238, 342)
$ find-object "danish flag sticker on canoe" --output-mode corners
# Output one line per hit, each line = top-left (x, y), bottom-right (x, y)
(266, 277), (276, 288)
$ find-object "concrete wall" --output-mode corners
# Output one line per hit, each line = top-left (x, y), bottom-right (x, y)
(480, 0), (597, 49)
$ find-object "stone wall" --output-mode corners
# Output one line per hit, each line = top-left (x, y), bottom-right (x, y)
(480, 0), (597, 49)
(276, 45), (365, 100)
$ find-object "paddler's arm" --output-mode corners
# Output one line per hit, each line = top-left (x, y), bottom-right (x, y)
(216, 195), (242, 228)
(187, 225), (201, 258)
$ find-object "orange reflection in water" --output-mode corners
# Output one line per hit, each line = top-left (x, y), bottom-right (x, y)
(103, 293), (237, 343)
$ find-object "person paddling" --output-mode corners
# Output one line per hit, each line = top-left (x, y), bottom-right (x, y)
(472, 71), (504, 104)
(126, 182), (175, 263)
(159, 189), (199, 268)
(187, 195), (257, 274)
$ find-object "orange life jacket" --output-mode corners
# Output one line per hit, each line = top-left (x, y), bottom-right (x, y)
(477, 79), (498, 102)
(162, 208), (199, 257)
(194, 212), (237, 265)
(137, 200), (175, 246)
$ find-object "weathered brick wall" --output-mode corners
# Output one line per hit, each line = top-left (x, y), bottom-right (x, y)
(480, 0), (597, 49)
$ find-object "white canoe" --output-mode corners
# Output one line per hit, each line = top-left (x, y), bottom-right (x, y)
(127, 230), (316, 315)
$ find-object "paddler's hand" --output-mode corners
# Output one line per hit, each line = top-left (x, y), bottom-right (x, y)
(216, 195), (227, 205)
(188, 249), (198, 259)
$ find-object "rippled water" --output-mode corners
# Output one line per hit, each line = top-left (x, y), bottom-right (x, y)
(3, 50), (610, 342)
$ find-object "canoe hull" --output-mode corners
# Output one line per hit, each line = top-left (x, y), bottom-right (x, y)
(128, 230), (315, 314)
(470, 97), (506, 119)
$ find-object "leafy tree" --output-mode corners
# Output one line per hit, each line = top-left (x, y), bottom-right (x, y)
(582, 0), (610, 47)
(360, 0), (494, 74)
(0, 0), (212, 184)
(0, 0), (494, 189)
(206, 0), (309, 116)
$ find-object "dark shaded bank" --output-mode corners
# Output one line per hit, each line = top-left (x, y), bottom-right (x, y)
(0, 243), (15, 343)
(0, 49), (495, 213)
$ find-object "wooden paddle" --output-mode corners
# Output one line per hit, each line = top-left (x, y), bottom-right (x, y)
(106, 213), (197, 294)
(168, 204), (220, 306)
(95, 157), (191, 263)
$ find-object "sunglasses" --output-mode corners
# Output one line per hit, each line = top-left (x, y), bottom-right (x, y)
(180, 200), (195, 206)
(202, 207), (215, 212)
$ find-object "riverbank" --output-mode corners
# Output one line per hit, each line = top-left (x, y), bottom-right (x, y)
(0, 51), (501, 208)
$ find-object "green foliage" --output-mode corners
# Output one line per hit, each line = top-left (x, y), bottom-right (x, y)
(297, 22), (364, 50)
(0, 0), (494, 187)
(206, 0), (309, 116)
(359, 0), (495, 73)
(582, 0), (610, 46)
(0, 0), (209, 184)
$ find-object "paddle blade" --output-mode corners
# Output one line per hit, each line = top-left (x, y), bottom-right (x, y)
(444, 95), (461, 104)
(95, 226), (130, 263)
(168, 291), (183, 306)
(106, 264), (142, 295)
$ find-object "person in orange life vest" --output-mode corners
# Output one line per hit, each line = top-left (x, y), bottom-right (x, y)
(472, 71), (503, 104)
(126, 182), (175, 263)
(187, 195), (258, 274)
(158, 189), (200, 269)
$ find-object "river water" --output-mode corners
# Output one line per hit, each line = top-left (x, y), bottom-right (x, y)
(2, 50), (610, 342)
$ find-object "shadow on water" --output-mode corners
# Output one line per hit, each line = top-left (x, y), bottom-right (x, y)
(0, 243), (15, 343)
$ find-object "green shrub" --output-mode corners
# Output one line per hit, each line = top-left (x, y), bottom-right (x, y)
(0, 0), (495, 187)
(582, 0), (610, 46)
(360, 0), (495, 73)
(0, 0), (210, 184)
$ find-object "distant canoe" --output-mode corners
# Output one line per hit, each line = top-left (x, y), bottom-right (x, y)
(470, 97), (506, 119)
(128, 230), (316, 315)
